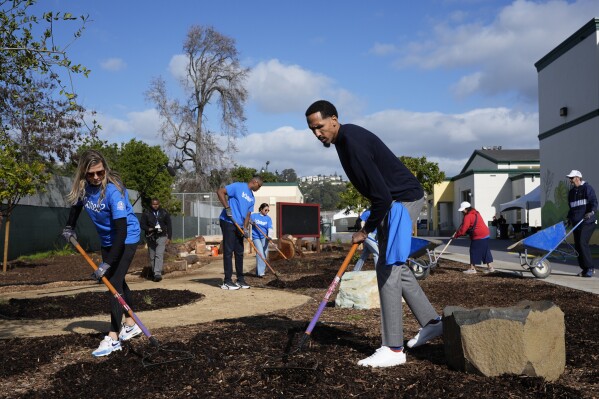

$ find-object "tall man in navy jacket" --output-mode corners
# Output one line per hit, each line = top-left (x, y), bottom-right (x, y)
(566, 170), (597, 277)
(305, 100), (442, 368)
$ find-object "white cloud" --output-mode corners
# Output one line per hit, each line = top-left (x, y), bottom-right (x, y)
(100, 58), (127, 71)
(397, 0), (599, 99)
(353, 107), (539, 176)
(246, 59), (363, 115)
(90, 108), (162, 146)
(233, 107), (538, 178)
(369, 42), (398, 56)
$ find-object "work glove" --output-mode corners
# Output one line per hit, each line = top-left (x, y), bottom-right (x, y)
(225, 207), (233, 219)
(584, 211), (594, 220)
(62, 226), (77, 242)
(243, 227), (251, 239)
(91, 262), (111, 281)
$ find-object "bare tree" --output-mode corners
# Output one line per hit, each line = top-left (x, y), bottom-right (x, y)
(146, 25), (249, 190)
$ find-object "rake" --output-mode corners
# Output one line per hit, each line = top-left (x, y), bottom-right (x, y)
(231, 220), (281, 279)
(252, 222), (290, 261)
(68, 236), (194, 367)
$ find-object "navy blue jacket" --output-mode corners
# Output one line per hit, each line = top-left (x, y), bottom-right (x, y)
(334, 124), (423, 233)
(567, 182), (597, 225)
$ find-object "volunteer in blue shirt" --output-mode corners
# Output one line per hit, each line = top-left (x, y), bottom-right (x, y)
(305, 100), (442, 368)
(566, 170), (597, 278)
(250, 203), (273, 277)
(62, 150), (142, 357)
(353, 209), (379, 272)
(217, 176), (263, 290)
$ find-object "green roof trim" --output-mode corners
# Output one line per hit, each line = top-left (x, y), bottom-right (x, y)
(450, 169), (540, 182)
(262, 182), (299, 186)
(539, 108), (599, 141)
(535, 18), (599, 72)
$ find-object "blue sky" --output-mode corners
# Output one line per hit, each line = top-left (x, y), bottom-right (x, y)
(43, 0), (599, 178)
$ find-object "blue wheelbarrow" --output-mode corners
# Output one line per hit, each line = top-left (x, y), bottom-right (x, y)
(507, 220), (583, 279)
(407, 236), (443, 280)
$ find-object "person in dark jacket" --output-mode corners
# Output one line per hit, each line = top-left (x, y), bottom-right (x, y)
(141, 198), (172, 282)
(566, 170), (597, 278)
(453, 201), (494, 274)
(305, 100), (442, 368)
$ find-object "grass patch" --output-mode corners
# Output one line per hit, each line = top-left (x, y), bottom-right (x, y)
(17, 246), (75, 262)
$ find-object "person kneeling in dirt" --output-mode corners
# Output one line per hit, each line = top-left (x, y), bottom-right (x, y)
(141, 198), (172, 282)
(305, 100), (443, 368)
(62, 150), (143, 357)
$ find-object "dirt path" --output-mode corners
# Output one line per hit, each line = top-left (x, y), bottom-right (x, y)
(0, 257), (312, 339)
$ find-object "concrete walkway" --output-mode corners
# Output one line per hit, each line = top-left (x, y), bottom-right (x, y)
(0, 257), (312, 340)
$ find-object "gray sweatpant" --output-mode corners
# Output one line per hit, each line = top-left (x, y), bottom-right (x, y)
(148, 235), (167, 277)
(376, 197), (438, 347)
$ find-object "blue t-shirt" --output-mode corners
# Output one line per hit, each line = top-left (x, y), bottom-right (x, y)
(251, 213), (272, 239)
(219, 182), (255, 225)
(79, 183), (141, 247)
(360, 209), (377, 240)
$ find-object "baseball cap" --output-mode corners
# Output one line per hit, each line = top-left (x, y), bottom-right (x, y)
(458, 201), (471, 212)
(566, 170), (582, 178)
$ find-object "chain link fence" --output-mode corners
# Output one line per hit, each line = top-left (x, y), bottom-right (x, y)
(171, 192), (223, 240)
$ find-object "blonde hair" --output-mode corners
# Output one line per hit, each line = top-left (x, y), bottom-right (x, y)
(66, 150), (125, 204)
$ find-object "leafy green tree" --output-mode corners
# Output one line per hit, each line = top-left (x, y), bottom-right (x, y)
(116, 140), (178, 212)
(0, 131), (49, 272)
(230, 166), (257, 183)
(300, 180), (345, 210)
(337, 182), (370, 213)
(399, 156), (445, 195)
(280, 168), (297, 183)
(1, 0), (97, 165)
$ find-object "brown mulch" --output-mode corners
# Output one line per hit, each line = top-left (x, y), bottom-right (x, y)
(0, 246), (598, 398)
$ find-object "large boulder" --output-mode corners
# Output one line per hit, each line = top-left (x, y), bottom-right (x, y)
(443, 300), (565, 381)
(335, 271), (380, 310)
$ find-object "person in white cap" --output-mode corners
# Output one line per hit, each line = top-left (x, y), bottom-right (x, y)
(453, 201), (494, 274)
(566, 170), (597, 277)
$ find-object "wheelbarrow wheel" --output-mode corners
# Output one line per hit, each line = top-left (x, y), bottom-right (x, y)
(408, 258), (430, 280)
(530, 257), (551, 279)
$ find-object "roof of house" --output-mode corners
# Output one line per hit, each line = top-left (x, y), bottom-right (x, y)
(460, 149), (540, 174)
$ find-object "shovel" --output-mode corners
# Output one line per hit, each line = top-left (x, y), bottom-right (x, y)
(68, 236), (194, 367)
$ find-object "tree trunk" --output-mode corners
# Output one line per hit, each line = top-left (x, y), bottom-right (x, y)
(3, 218), (10, 273)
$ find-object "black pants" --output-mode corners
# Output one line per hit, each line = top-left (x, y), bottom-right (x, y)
(573, 222), (595, 273)
(101, 244), (137, 333)
(220, 219), (244, 283)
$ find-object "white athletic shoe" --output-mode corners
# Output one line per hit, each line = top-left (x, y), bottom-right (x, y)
(357, 346), (407, 367)
(92, 336), (122, 357)
(407, 320), (443, 348)
(118, 322), (142, 341)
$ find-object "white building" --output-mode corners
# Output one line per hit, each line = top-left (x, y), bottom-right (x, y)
(253, 182), (304, 237)
(432, 149), (540, 235)
(535, 17), (599, 243)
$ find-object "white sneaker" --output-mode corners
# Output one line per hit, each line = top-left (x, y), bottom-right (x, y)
(407, 320), (443, 348)
(463, 268), (477, 274)
(118, 322), (142, 341)
(92, 336), (122, 357)
(357, 346), (406, 367)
